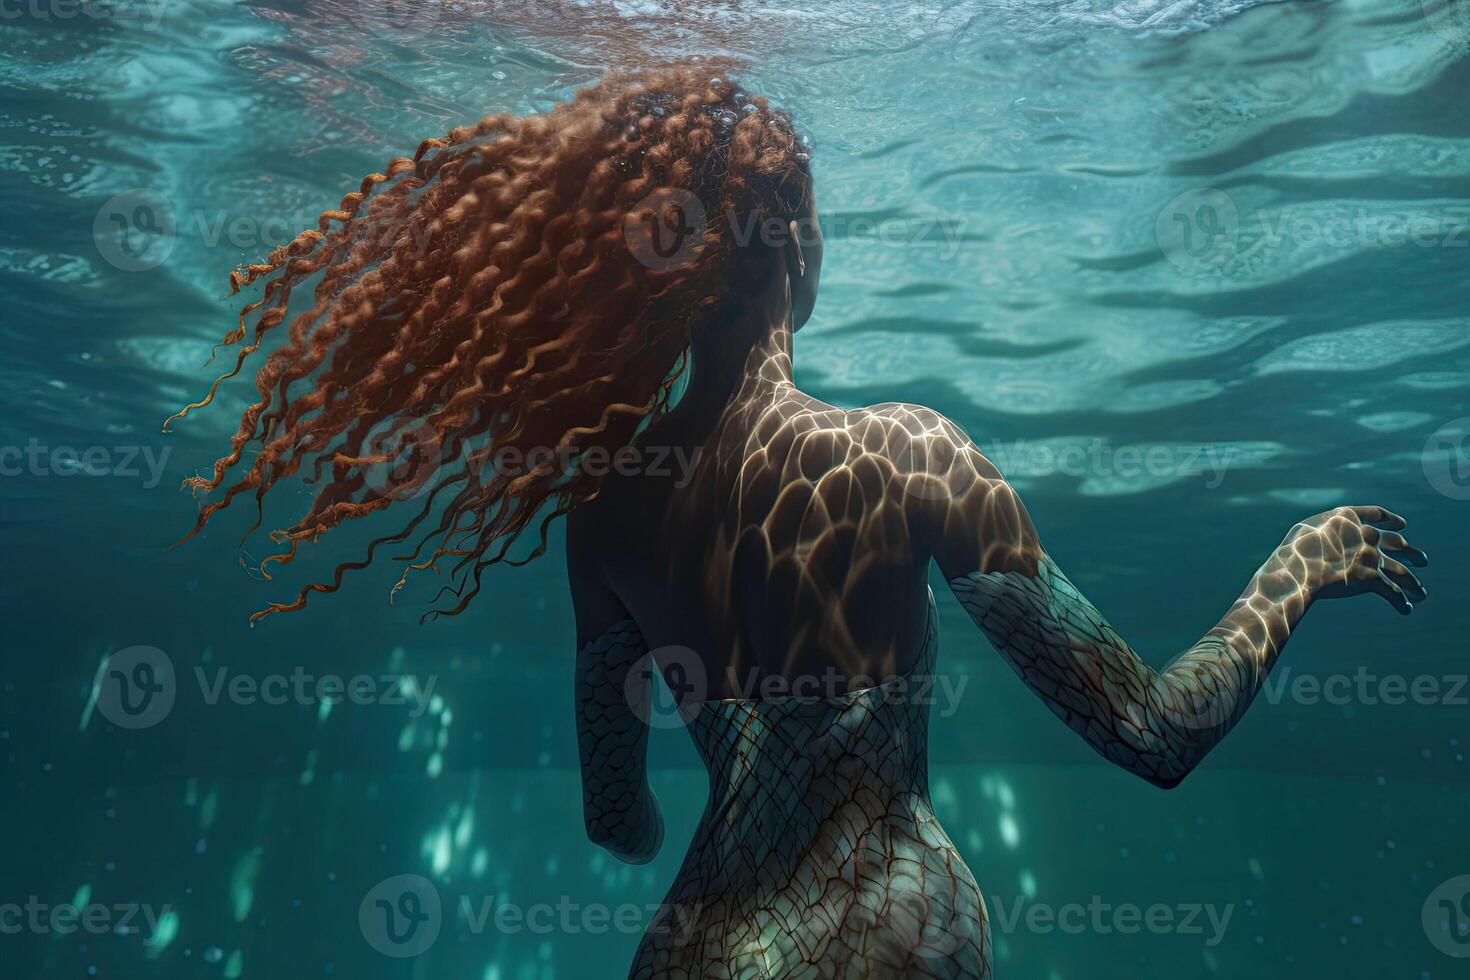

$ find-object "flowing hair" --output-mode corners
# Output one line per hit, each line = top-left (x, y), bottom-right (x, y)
(168, 69), (812, 623)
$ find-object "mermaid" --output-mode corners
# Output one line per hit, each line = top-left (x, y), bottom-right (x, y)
(171, 70), (1428, 978)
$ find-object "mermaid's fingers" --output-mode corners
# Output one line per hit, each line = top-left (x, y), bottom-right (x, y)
(1378, 530), (1428, 567)
(1381, 557), (1426, 602)
(1369, 571), (1414, 615)
(1348, 505), (1406, 530)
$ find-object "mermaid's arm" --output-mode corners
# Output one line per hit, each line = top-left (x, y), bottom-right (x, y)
(574, 619), (664, 863)
(567, 510), (664, 863)
(897, 410), (1426, 788)
(946, 544), (1307, 789)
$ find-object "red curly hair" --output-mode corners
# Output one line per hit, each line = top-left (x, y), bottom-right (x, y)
(168, 69), (812, 623)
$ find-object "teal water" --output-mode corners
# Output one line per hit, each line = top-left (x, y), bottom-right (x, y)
(2, 0), (1469, 977)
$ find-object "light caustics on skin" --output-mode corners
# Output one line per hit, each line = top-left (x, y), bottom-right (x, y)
(570, 310), (1428, 977)
(948, 524), (1420, 789)
(569, 331), (1008, 976)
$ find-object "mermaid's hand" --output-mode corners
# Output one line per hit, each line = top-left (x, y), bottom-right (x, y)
(596, 788), (664, 865)
(1279, 506), (1428, 614)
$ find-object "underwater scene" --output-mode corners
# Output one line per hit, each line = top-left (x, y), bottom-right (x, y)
(2, 0), (1469, 977)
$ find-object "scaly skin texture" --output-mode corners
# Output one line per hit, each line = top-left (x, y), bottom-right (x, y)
(941, 500), (1427, 789)
(575, 619), (664, 864)
(566, 318), (1428, 978)
(628, 594), (991, 979)
(953, 559), (1271, 789)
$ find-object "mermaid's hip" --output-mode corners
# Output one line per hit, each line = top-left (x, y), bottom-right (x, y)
(629, 808), (990, 979)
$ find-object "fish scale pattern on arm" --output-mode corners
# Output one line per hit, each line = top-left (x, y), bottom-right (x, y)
(576, 618), (664, 865)
(950, 555), (1280, 789)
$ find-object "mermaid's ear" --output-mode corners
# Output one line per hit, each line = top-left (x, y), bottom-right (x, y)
(784, 198), (823, 331)
(786, 219), (807, 278)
